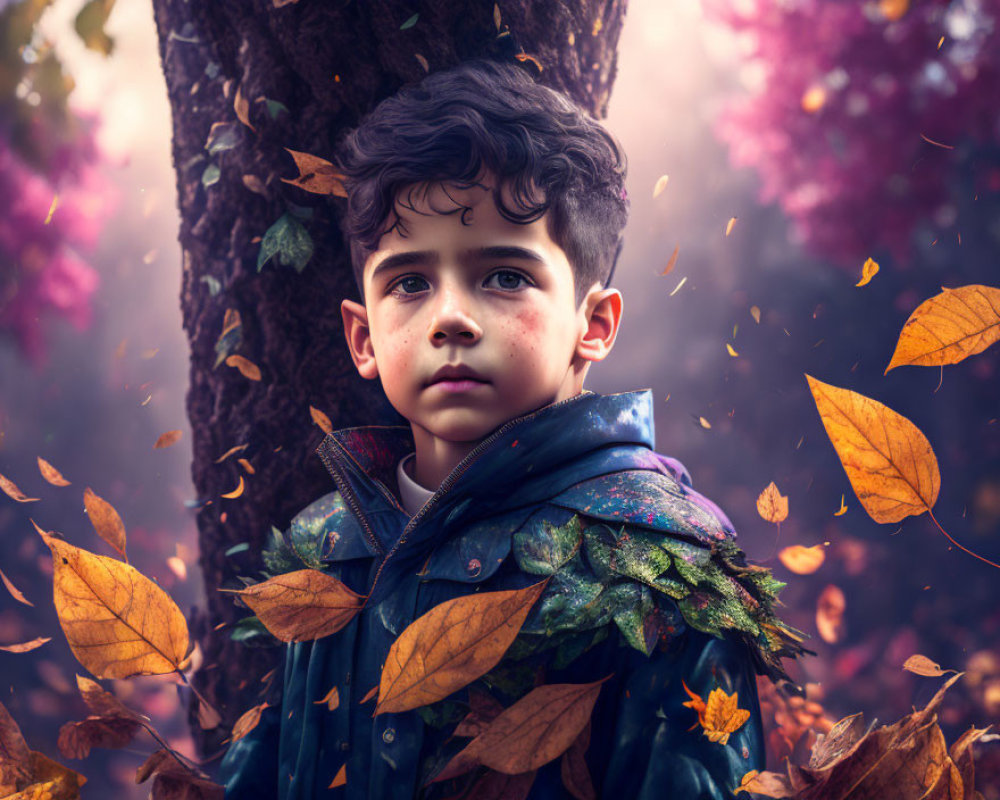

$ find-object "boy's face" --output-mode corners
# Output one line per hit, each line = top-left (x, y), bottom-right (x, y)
(341, 175), (621, 452)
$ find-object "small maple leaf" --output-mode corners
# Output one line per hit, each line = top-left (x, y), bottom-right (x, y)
(681, 681), (750, 745)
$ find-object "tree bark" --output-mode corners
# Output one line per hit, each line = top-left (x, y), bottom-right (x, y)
(150, 0), (628, 753)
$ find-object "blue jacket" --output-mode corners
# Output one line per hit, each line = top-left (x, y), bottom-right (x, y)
(218, 389), (807, 799)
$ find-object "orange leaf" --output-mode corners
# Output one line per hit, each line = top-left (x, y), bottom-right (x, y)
(725, 216), (737, 237)
(231, 569), (364, 642)
(879, 0), (909, 20)
(328, 763), (347, 789)
(83, 487), (127, 560)
(903, 654), (956, 677)
(805, 375), (939, 523)
(0, 472), (39, 503)
(702, 687), (751, 745)
(816, 584), (846, 644)
(0, 700), (32, 788)
(885, 285), (1000, 374)
(153, 430), (182, 449)
(40, 532), (189, 678)
(37, 457), (71, 487)
(310, 406), (333, 435)
(474, 679), (609, 774)
(0, 637), (51, 653)
(231, 702), (269, 742)
(197, 696), (222, 730)
(374, 580), (547, 715)
(756, 481), (789, 524)
(734, 769), (796, 796)
(660, 244), (679, 277)
(225, 354), (262, 381)
(214, 443), (248, 463)
(856, 257), (880, 287)
(314, 686), (340, 711)
(234, 85), (254, 131)
(681, 680), (708, 724)
(778, 545), (825, 575)
(281, 149), (347, 197)
(0, 568), (33, 607)
(834, 494), (848, 516)
(221, 475), (245, 499)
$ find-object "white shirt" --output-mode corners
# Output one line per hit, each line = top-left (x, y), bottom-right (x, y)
(395, 453), (435, 516)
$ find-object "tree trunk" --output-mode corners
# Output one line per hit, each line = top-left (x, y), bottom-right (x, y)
(149, 0), (628, 753)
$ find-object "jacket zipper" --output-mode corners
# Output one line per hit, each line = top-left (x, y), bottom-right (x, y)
(365, 392), (592, 598)
(316, 438), (386, 559)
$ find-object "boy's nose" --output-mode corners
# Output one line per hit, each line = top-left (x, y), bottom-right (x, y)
(428, 288), (483, 344)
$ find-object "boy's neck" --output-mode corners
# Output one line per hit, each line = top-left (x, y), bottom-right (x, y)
(407, 427), (480, 490)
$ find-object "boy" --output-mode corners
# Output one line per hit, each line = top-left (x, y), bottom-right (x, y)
(219, 58), (808, 799)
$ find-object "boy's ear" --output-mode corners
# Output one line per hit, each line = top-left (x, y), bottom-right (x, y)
(576, 286), (623, 363)
(341, 298), (379, 380)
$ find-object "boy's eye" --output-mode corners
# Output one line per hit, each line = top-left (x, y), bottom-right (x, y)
(390, 275), (430, 295)
(484, 269), (532, 290)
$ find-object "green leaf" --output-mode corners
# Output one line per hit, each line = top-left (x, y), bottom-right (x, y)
(257, 213), (314, 273)
(400, 12), (419, 29)
(264, 98), (289, 120)
(200, 275), (221, 296)
(225, 542), (250, 557)
(205, 122), (240, 155)
(213, 310), (242, 368)
(74, 0), (116, 56)
(230, 616), (279, 647)
(513, 515), (583, 575)
(201, 163), (220, 188)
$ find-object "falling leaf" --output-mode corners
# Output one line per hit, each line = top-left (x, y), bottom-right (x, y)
(805, 375), (939, 523)
(231, 702), (269, 742)
(242, 174), (267, 196)
(197, 696), (222, 730)
(885, 285), (1000, 374)
(493, 3), (501, 30)
(329, 763), (347, 788)
(281, 149), (347, 197)
(725, 217), (737, 237)
(879, 0), (909, 19)
(214, 444), (249, 463)
(903, 654), (956, 677)
(778, 545), (825, 575)
(726, 343), (738, 357)
(0, 569), (33, 606)
(374, 580), (547, 715)
(221, 476), (245, 499)
(230, 569), (364, 642)
(816, 584), (846, 644)
(166, 556), (187, 581)
(701, 687), (751, 745)
(414, 53), (429, 72)
(669, 276), (687, 297)
(0, 473), (39, 503)
(697, 416), (711, 430)
(40, 532), (189, 678)
(0, 637), (51, 653)
(400, 12), (418, 29)
(652, 174), (670, 198)
(225, 354), (262, 381)
(856, 257), (879, 287)
(135, 748), (222, 799)
(234, 85), (254, 131)
(44, 194), (59, 225)
(37, 457), (71, 487)
(734, 769), (796, 796)
(314, 686), (340, 711)
(237, 458), (255, 475)
(660, 244), (679, 276)
(834, 494), (848, 516)
(57, 712), (141, 759)
(514, 53), (543, 72)
(750, 305), (761, 324)
(920, 132), (954, 150)
(83, 487), (127, 561)
(756, 482), (789, 524)
(154, 430), (183, 449)
(310, 406), (333, 434)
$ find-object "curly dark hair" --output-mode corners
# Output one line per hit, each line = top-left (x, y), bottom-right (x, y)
(333, 58), (630, 305)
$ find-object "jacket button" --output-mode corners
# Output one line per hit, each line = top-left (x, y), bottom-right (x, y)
(339, 741), (350, 752)
(382, 727), (395, 744)
(466, 558), (481, 577)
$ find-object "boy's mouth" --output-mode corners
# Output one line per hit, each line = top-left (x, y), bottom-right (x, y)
(427, 364), (489, 386)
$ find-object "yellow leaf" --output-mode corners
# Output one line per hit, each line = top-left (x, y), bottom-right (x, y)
(310, 406), (333, 435)
(725, 217), (737, 237)
(756, 482), (788, 524)
(697, 416), (711, 430)
(885, 285), (1000, 373)
(726, 343), (738, 357)
(834, 494), (848, 516)
(314, 686), (340, 711)
(40, 532), (189, 679)
(374, 580), (547, 715)
(661, 244), (679, 276)
(0, 472), (39, 503)
(37, 457), (71, 487)
(231, 702), (268, 742)
(225, 355), (262, 381)
(750, 305), (761, 324)
(805, 374), (939, 523)
(778, 544), (825, 575)
(682, 682), (749, 746)
(856, 257), (879, 287)
(153, 430), (182, 449)
(83, 487), (127, 560)
(221, 475), (245, 499)
(0, 637), (51, 653)
(281, 148), (347, 197)
(234, 84), (254, 131)
(329, 763), (346, 788)
(652, 174), (669, 199)
(0, 568), (33, 607)
(231, 569), (364, 642)
(44, 194), (59, 225)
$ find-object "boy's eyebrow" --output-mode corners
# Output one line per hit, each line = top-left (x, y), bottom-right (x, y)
(370, 245), (546, 280)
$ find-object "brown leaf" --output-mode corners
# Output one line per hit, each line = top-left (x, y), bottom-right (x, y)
(453, 687), (504, 738)
(281, 148), (348, 197)
(807, 712), (868, 771)
(734, 769), (796, 797)
(57, 714), (142, 759)
(328, 763), (346, 788)
(138, 749), (222, 800)
(816, 584), (846, 644)
(41, 532), (189, 678)
(660, 244), (679, 276)
(459, 768), (537, 800)
(949, 725), (990, 798)
(904, 654), (954, 678)
(74, 675), (139, 720)
(806, 374), (939, 523)
(83, 487), (127, 560)
(234, 85), (254, 131)
(154, 430), (183, 449)
(225, 354), (262, 381)
(0, 472), (39, 502)
(476, 679), (609, 775)
(374, 580), (547, 715)
(231, 569), (364, 642)
(778, 545), (825, 575)
(309, 406), (333, 435)
(0, 700), (32, 788)
(231, 702), (269, 742)
(560, 719), (595, 800)
(0, 637), (51, 653)
(314, 686), (340, 711)
(136, 748), (190, 783)
(0, 569), (33, 606)
(21, 750), (88, 799)
(37, 457), (71, 487)
(197, 697), (222, 730)
(886, 285), (1000, 374)
(757, 482), (789, 523)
